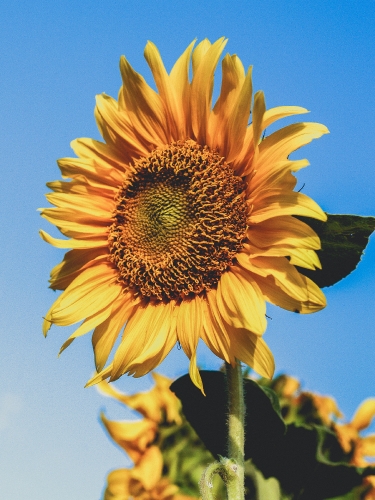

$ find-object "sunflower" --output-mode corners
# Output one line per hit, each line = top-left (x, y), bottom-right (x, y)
(41, 37), (327, 392)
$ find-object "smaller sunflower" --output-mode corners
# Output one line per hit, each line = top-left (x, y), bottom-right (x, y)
(41, 38), (327, 391)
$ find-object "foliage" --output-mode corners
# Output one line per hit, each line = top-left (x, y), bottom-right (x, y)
(99, 371), (375, 500)
(296, 214), (375, 288)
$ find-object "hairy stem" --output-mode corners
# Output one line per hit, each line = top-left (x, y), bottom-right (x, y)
(226, 360), (245, 500)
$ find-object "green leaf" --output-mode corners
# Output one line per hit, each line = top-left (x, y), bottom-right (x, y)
(157, 417), (217, 497)
(170, 371), (286, 461)
(245, 464), (286, 500)
(262, 423), (372, 499)
(297, 214), (375, 287)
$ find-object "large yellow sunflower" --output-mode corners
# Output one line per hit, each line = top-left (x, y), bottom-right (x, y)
(41, 38), (327, 392)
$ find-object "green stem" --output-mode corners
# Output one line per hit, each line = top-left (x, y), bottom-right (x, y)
(226, 360), (245, 500)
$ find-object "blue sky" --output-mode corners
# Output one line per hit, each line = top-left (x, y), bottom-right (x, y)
(1, 1), (375, 498)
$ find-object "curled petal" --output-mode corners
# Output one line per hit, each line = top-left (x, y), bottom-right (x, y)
(262, 105), (310, 129)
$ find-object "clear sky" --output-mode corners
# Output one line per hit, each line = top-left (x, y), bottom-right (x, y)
(1, 1), (375, 499)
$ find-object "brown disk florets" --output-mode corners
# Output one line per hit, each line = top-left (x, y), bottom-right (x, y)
(108, 140), (248, 300)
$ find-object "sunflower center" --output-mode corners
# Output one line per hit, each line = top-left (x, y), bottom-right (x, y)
(109, 140), (248, 300)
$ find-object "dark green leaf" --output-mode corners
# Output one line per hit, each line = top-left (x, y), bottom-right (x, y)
(261, 424), (370, 499)
(297, 214), (375, 287)
(170, 371), (286, 460)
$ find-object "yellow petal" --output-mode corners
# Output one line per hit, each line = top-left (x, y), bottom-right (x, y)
(92, 293), (139, 372)
(252, 90), (266, 151)
(247, 215), (320, 250)
(43, 263), (121, 333)
(248, 159), (308, 196)
(236, 107), (310, 176)
(45, 191), (114, 215)
(352, 399), (375, 431)
(201, 291), (233, 364)
(191, 38), (212, 72)
(257, 121), (329, 169)
(245, 245), (321, 270)
(288, 248), (322, 270)
(47, 177), (116, 196)
(49, 249), (106, 290)
(169, 40), (196, 137)
(119, 55), (168, 145)
(97, 373), (180, 424)
(210, 53), (246, 149)
(259, 274), (323, 313)
(152, 373), (182, 424)
(236, 253), (326, 313)
(224, 66), (253, 162)
(132, 446), (163, 490)
(281, 376), (300, 398)
(39, 229), (107, 249)
(71, 136), (127, 168)
(249, 190), (327, 223)
(262, 106), (309, 130)
(58, 303), (114, 355)
(57, 152), (124, 188)
(360, 435), (375, 457)
(228, 326), (275, 379)
(191, 37), (227, 143)
(41, 211), (109, 239)
(176, 296), (204, 393)
(238, 255), (308, 301)
(85, 364), (113, 386)
(100, 412), (157, 463)
(110, 301), (177, 380)
(124, 303), (178, 378)
(104, 468), (132, 499)
(144, 41), (181, 141)
(216, 268), (266, 335)
(310, 393), (343, 425)
(94, 93), (150, 158)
